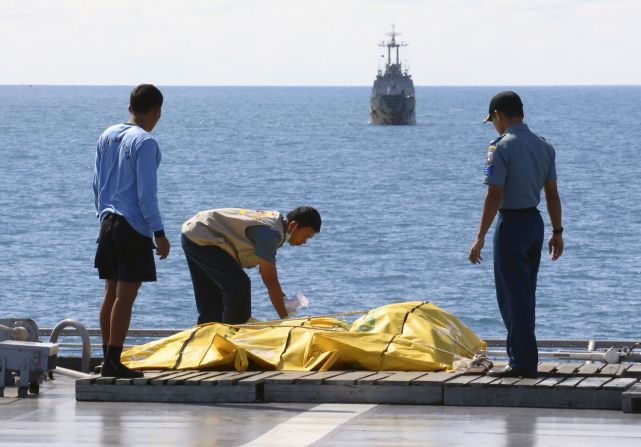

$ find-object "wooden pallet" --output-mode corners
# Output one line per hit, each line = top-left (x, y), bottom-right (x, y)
(76, 370), (267, 403)
(444, 375), (636, 410)
(622, 383), (641, 413)
(75, 362), (641, 411)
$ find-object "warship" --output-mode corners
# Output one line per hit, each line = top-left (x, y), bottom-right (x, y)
(370, 26), (416, 125)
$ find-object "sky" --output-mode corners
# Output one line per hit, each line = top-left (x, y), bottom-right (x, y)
(1, 0), (640, 86)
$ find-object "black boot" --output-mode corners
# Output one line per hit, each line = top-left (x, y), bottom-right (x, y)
(101, 345), (143, 378)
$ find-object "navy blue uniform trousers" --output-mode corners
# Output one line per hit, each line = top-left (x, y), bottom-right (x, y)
(181, 234), (251, 325)
(493, 210), (544, 373)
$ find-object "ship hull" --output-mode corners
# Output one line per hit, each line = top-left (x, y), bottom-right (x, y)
(370, 94), (416, 125)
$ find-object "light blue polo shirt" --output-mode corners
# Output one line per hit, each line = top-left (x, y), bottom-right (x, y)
(93, 123), (164, 238)
(483, 123), (557, 209)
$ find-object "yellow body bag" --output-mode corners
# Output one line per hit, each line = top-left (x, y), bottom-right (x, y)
(122, 301), (485, 372)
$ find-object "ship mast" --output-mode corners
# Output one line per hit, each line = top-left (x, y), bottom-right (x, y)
(379, 24), (407, 67)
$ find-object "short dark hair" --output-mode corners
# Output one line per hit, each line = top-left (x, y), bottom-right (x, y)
(287, 206), (321, 232)
(486, 90), (523, 122)
(130, 84), (163, 114)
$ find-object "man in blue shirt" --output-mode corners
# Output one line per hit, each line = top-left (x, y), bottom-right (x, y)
(93, 84), (170, 378)
(469, 91), (564, 378)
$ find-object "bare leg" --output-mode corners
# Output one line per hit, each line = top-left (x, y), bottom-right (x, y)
(99, 280), (117, 346)
(108, 280), (142, 347)
(102, 280), (143, 378)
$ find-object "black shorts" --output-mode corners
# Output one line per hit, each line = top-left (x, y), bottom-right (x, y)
(94, 213), (157, 282)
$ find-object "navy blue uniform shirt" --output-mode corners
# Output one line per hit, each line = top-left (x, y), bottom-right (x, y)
(483, 123), (557, 209)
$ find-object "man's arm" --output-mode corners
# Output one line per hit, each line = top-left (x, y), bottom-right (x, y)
(469, 184), (503, 264)
(257, 258), (288, 319)
(135, 139), (169, 259)
(544, 180), (564, 261)
(93, 143), (101, 216)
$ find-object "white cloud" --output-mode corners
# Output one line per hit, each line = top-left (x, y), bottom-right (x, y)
(0, 0), (639, 85)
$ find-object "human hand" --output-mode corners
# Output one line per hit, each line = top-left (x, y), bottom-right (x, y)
(156, 236), (170, 260)
(469, 236), (485, 264)
(548, 234), (563, 261)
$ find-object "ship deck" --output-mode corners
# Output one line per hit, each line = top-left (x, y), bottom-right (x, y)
(2, 373), (641, 447)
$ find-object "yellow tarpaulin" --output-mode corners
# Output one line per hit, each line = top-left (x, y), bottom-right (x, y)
(122, 301), (486, 372)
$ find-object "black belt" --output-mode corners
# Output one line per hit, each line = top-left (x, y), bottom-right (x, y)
(499, 207), (539, 215)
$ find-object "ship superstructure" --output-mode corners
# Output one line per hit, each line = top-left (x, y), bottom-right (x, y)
(370, 26), (416, 125)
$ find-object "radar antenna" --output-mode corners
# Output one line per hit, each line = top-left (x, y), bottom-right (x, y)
(378, 24), (408, 66)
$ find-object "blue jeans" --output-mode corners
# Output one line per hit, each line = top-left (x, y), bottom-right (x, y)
(493, 210), (544, 373)
(181, 234), (251, 325)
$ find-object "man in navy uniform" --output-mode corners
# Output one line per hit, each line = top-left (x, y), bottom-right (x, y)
(469, 91), (564, 378)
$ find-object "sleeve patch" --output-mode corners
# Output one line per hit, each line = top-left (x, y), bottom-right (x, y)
(486, 150), (495, 165)
(484, 145), (497, 175)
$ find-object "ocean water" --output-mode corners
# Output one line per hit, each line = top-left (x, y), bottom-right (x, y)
(1, 85), (640, 340)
